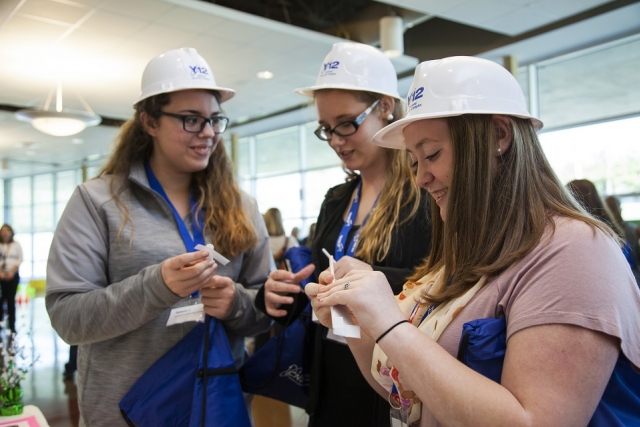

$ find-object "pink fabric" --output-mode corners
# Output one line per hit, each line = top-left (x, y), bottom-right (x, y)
(437, 217), (640, 369)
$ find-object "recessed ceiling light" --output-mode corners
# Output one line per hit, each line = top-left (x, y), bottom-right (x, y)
(257, 71), (274, 80)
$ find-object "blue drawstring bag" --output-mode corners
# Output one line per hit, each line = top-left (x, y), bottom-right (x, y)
(119, 315), (251, 427)
(239, 246), (315, 408)
(457, 317), (640, 426)
(457, 317), (507, 383)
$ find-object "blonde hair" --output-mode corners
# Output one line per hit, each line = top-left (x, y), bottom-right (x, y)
(100, 91), (257, 257)
(263, 208), (285, 237)
(317, 89), (423, 264)
(409, 115), (619, 304)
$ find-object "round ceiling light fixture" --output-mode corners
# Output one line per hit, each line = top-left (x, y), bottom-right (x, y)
(15, 109), (102, 137)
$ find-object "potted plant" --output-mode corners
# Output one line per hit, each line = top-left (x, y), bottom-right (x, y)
(0, 333), (37, 416)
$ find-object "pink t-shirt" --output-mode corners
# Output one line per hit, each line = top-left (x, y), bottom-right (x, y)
(436, 216), (640, 369)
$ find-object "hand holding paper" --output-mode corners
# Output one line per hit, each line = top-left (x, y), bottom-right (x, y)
(161, 251), (217, 297)
(321, 248), (361, 338)
(195, 244), (230, 265)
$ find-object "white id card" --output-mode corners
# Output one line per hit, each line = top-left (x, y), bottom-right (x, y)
(167, 302), (205, 326)
(330, 305), (361, 338)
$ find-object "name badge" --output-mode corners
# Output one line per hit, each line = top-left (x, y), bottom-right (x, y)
(167, 302), (205, 326)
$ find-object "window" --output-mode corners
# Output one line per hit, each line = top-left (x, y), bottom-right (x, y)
(537, 37), (640, 130)
(256, 127), (300, 176)
(540, 115), (640, 197)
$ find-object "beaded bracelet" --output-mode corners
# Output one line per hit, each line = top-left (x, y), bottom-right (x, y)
(375, 320), (409, 344)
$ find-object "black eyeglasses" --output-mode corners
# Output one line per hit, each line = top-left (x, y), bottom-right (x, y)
(314, 100), (380, 141)
(159, 111), (230, 134)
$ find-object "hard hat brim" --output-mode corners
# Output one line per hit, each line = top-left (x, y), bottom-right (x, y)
(136, 86), (236, 105)
(295, 83), (400, 100)
(373, 110), (544, 149)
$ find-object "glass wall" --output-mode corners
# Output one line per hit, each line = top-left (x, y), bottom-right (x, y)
(530, 34), (640, 221)
(539, 115), (640, 220)
(3, 170), (82, 280)
(237, 122), (344, 238)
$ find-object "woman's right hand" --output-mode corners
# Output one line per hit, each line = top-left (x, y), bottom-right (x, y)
(304, 269), (335, 328)
(161, 251), (218, 297)
(264, 264), (315, 317)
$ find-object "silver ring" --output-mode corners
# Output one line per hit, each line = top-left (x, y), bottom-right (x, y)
(344, 282), (350, 290)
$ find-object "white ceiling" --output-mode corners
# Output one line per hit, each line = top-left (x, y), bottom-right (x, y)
(0, 0), (637, 179)
(381, 0), (614, 35)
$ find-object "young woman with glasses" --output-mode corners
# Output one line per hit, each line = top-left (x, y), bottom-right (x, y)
(46, 48), (272, 426)
(255, 42), (432, 427)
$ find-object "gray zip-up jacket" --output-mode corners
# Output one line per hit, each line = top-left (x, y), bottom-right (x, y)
(46, 164), (272, 427)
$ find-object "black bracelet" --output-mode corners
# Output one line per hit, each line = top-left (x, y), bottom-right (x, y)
(375, 320), (409, 344)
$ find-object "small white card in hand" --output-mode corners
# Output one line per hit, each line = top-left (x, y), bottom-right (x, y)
(320, 248), (360, 338)
(167, 302), (205, 326)
(330, 305), (361, 338)
(195, 243), (230, 266)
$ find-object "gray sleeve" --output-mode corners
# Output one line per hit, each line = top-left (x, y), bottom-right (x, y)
(46, 185), (182, 345)
(220, 194), (274, 336)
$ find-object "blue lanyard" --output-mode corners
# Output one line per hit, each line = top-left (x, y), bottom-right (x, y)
(145, 163), (206, 296)
(334, 181), (379, 261)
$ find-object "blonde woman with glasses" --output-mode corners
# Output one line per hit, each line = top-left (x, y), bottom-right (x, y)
(255, 42), (431, 427)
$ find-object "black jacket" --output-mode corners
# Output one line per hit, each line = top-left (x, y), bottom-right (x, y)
(256, 176), (431, 427)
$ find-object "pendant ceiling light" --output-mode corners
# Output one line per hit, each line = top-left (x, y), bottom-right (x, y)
(15, 83), (101, 137)
(380, 15), (404, 58)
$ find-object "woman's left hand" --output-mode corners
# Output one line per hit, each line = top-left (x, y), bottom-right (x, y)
(200, 275), (236, 319)
(316, 270), (405, 339)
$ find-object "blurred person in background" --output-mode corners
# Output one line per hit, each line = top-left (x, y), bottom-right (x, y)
(264, 207), (299, 269)
(0, 224), (22, 334)
(605, 195), (640, 286)
(300, 222), (316, 248)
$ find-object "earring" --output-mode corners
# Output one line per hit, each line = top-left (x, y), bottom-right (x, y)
(387, 114), (394, 121)
(498, 148), (502, 155)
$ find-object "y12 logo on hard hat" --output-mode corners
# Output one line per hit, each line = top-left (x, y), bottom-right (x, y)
(407, 87), (424, 111)
(189, 65), (210, 80)
(320, 61), (340, 77)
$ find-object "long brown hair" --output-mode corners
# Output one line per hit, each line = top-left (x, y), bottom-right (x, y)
(263, 207), (285, 237)
(410, 115), (619, 304)
(100, 91), (256, 257)
(567, 179), (624, 238)
(323, 90), (423, 264)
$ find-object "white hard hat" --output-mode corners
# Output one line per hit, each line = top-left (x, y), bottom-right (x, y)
(373, 56), (543, 149)
(295, 42), (400, 99)
(136, 47), (235, 104)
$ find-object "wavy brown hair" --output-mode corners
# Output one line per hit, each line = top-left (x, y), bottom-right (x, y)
(409, 115), (619, 304)
(319, 90), (423, 264)
(100, 91), (256, 257)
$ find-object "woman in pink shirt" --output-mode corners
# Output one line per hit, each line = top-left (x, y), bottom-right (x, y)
(306, 57), (640, 427)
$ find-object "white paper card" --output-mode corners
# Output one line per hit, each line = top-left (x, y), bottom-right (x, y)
(166, 303), (205, 326)
(195, 243), (230, 266)
(326, 327), (348, 344)
(330, 305), (360, 338)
